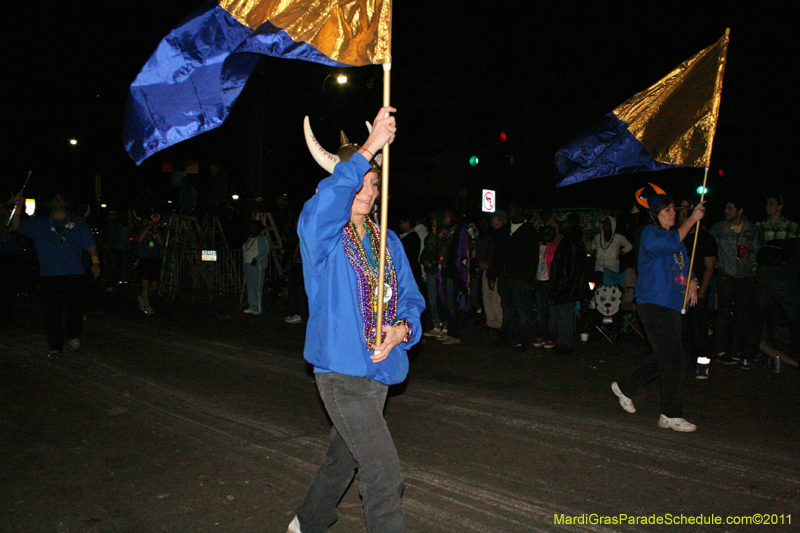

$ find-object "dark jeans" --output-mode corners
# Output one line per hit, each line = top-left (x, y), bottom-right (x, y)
(497, 277), (533, 346)
(756, 273), (800, 359)
(534, 280), (553, 340)
(442, 277), (464, 338)
(297, 373), (405, 533)
(618, 303), (685, 418)
(549, 302), (576, 348)
(715, 273), (759, 356)
(41, 275), (86, 352)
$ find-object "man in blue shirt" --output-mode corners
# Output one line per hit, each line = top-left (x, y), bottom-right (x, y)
(12, 191), (100, 356)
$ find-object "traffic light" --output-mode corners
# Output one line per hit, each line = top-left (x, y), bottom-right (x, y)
(697, 186), (708, 194)
(469, 155), (479, 166)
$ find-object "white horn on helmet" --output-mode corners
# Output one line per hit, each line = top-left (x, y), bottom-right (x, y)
(304, 116), (339, 174)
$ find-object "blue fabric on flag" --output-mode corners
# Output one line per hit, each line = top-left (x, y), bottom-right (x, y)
(554, 113), (682, 188)
(124, 1), (349, 165)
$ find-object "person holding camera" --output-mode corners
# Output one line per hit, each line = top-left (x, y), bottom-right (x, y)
(135, 215), (164, 315)
(242, 219), (270, 315)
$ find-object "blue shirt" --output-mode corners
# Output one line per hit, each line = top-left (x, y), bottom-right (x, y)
(635, 225), (691, 312)
(15, 214), (95, 276)
(299, 154), (425, 385)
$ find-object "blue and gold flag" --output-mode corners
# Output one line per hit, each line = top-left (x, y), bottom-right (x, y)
(124, 0), (392, 165)
(555, 32), (729, 187)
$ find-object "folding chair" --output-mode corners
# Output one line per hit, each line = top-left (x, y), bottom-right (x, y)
(617, 268), (645, 340)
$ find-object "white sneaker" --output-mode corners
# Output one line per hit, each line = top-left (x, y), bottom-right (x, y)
(244, 309), (254, 314)
(611, 382), (636, 413)
(658, 414), (697, 432)
(284, 314), (302, 323)
(287, 515), (302, 533)
(68, 338), (81, 351)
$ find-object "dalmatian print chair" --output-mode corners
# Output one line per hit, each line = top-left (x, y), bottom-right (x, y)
(591, 285), (622, 319)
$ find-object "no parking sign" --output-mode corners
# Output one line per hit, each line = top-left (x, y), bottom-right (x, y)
(481, 189), (496, 213)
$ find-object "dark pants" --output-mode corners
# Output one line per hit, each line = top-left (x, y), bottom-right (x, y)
(0, 253), (20, 329)
(618, 303), (685, 418)
(441, 277), (464, 339)
(683, 297), (710, 363)
(549, 302), (576, 349)
(715, 273), (759, 356)
(297, 373), (405, 533)
(534, 280), (553, 340)
(756, 273), (800, 359)
(41, 275), (86, 352)
(497, 277), (532, 346)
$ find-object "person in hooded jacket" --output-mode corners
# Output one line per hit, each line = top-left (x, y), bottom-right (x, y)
(591, 215), (633, 285)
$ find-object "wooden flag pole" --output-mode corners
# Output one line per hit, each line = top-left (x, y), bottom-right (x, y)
(375, 64), (392, 345)
(681, 28), (729, 313)
(681, 166), (709, 314)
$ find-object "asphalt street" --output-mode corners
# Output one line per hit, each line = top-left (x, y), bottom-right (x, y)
(2, 287), (799, 532)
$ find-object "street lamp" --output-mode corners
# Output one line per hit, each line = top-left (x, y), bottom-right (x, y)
(336, 74), (348, 84)
(69, 138), (78, 146)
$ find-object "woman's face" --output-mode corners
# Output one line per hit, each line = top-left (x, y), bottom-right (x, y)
(351, 171), (379, 218)
(657, 203), (676, 230)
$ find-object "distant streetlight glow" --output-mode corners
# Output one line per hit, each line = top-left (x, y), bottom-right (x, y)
(232, 194), (239, 200)
(69, 138), (78, 146)
(100, 204), (107, 208)
(337, 75), (348, 84)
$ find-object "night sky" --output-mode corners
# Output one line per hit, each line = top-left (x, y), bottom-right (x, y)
(4, 2), (796, 221)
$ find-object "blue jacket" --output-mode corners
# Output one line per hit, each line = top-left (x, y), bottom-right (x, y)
(299, 154), (424, 385)
(635, 225), (691, 312)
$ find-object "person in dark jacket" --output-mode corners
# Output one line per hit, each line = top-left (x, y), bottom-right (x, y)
(488, 204), (538, 350)
(420, 212), (445, 336)
(436, 210), (470, 345)
(548, 213), (588, 353)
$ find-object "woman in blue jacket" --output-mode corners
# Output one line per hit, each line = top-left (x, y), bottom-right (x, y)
(611, 194), (705, 432)
(289, 107), (424, 533)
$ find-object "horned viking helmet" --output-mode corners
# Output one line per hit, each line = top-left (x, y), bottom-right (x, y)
(303, 116), (382, 175)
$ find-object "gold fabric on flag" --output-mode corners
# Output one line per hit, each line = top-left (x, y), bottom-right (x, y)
(614, 32), (729, 167)
(219, 0), (391, 66)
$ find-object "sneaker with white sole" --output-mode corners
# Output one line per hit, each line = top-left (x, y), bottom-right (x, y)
(284, 314), (302, 324)
(435, 327), (449, 339)
(138, 295), (146, 312)
(441, 336), (461, 345)
(543, 340), (557, 349)
(286, 515), (302, 533)
(423, 325), (443, 337)
(611, 382), (636, 413)
(658, 414), (697, 432)
(533, 338), (544, 348)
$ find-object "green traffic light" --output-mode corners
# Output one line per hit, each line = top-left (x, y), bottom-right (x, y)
(469, 156), (479, 166)
(696, 186), (708, 194)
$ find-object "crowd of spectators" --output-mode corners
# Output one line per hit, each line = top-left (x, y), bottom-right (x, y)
(395, 192), (800, 378)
